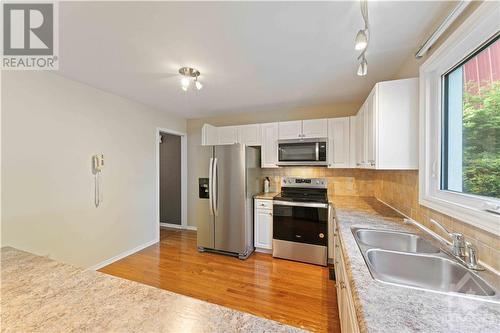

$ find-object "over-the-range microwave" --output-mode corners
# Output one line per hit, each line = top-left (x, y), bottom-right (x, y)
(277, 138), (328, 166)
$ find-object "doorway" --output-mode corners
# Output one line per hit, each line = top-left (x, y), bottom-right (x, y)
(156, 128), (187, 234)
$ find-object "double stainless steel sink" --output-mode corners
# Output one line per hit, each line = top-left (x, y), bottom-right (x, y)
(352, 227), (499, 301)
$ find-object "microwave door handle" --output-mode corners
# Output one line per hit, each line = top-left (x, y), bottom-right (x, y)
(208, 157), (214, 216)
(315, 142), (319, 161)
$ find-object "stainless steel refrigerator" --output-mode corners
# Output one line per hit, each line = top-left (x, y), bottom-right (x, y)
(197, 144), (260, 259)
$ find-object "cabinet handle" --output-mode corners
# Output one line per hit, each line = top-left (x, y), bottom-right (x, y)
(269, 212), (273, 216)
(340, 281), (346, 289)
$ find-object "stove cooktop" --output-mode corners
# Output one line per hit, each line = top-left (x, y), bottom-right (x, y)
(273, 193), (328, 204)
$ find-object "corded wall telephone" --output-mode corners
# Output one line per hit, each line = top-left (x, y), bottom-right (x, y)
(92, 154), (104, 173)
(92, 154), (104, 207)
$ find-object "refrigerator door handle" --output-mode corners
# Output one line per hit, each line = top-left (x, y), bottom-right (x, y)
(208, 157), (214, 216)
(213, 157), (218, 216)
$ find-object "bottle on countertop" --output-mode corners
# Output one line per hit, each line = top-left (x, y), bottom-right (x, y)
(264, 177), (270, 193)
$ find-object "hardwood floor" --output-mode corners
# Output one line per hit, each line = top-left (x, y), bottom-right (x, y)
(99, 228), (340, 332)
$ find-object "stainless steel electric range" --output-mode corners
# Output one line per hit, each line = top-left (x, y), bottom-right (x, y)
(272, 177), (329, 266)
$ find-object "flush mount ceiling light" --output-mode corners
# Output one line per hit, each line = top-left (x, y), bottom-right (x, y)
(178, 67), (202, 91)
(355, 0), (370, 76)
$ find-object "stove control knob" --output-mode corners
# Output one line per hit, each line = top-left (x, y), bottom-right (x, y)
(316, 180), (320, 184)
(319, 233), (325, 239)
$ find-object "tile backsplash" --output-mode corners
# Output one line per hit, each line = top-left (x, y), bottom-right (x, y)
(259, 167), (500, 271)
(373, 170), (500, 272)
(260, 168), (376, 196)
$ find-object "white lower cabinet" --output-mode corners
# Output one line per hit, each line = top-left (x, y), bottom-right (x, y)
(334, 224), (360, 333)
(254, 199), (273, 251)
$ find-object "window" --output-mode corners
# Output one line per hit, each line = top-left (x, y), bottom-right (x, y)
(442, 35), (500, 199)
(420, 1), (500, 236)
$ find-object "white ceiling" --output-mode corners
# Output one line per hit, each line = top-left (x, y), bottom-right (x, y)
(58, 1), (450, 118)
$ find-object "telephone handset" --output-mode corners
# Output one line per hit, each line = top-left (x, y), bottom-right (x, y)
(92, 154), (104, 207)
(92, 154), (104, 173)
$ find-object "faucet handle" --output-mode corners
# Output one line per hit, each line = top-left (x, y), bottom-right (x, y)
(465, 241), (484, 271)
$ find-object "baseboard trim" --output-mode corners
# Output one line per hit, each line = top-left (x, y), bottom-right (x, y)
(160, 223), (197, 231)
(88, 238), (158, 271)
(160, 222), (183, 229)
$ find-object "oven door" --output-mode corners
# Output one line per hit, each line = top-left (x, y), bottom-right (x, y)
(277, 139), (327, 166)
(272, 201), (328, 246)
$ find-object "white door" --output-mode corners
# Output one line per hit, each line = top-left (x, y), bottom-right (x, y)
(238, 124), (261, 146)
(278, 120), (302, 140)
(303, 119), (328, 138)
(365, 88), (376, 168)
(201, 124), (218, 146)
(217, 126), (238, 145)
(261, 122), (279, 168)
(254, 209), (273, 249)
(328, 118), (350, 168)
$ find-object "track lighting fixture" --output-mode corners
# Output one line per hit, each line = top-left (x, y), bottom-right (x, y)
(357, 54), (368, 76)
(355, 29), (368, 51)
(355, 0), (369, 76)
(178, 67), (202, 91)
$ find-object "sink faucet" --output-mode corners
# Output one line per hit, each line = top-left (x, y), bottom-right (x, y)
(429, 219), (465, 257)
(430, 219), (484, 271)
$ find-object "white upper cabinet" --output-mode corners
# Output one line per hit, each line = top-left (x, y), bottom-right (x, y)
(355, 78), (418, 169)
(328, 117), (351, 168)
(303, 119), (328, 138)
(261, 122), (279, 168)
(279, 119), (327, 139)
(278, 120), (302, 140)
(201, 124), (217, 146)
(238, 124), (261, 146)
(355, 103), (366, 167)
(349, 116), (357, 168)
(217, 126), (239, 145)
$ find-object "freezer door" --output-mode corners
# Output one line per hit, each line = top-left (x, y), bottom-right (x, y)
(196, 149), (215, 249)
(213, 144), (246, 254)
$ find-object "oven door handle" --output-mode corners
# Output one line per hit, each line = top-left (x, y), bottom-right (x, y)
(273, 200), (329, 209)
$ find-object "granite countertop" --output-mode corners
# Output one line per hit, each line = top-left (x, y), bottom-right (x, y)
(1, 247), (304, 333)
(254, 192), (279, 200)
(329, 195), (500, 333)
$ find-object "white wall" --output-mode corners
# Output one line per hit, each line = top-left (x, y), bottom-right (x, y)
(1, 71), (186, 268)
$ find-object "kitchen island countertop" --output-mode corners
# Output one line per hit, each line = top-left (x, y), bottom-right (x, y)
(0, 247), (304, 333)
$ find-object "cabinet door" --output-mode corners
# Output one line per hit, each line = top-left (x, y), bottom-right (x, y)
(201, 124), (218, 146)
(328, 118), (350, 168)
(349, 116), (357, 168)
(355, 105), (365, 166)
(261, 122), (279, 168)
(365, 89), (376, 168)
(278, 120), (302, 140)
(254, 208), (273, 249)
(238, 124), (261, 146)
(217, 126), (238, 145)
(303, 119), (328, 138)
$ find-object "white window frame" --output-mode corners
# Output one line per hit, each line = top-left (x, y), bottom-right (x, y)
(419, 1), (500, 236)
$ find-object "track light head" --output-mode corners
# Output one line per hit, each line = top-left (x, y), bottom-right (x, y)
(357, 56), (368, 76)
(355, 29), (368, 51)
